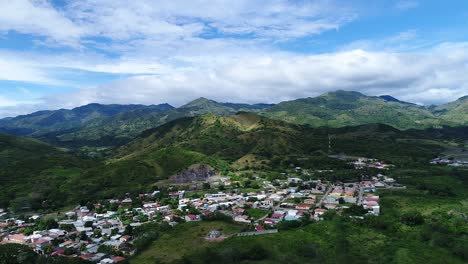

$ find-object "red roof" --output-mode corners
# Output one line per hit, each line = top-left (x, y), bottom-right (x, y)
(186, 214), (198, 220)
(51, 249), (65, 256)
(255, 225), (265, 231)
(113, 256), (126, 262)
(271, 213), (284, 218)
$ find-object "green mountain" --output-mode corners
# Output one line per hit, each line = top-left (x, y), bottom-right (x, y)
(2, 91), (467, 151)
(431, 95), (468, 125)
(0, 133), (92, 210)
(261, 90), (453, 129)
(37, 98), (273, 148)
(2, 112), (467, 210)
(0, 103), (173, 137)
(66, 111), (466, 201)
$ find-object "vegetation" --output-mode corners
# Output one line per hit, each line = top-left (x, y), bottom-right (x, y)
(0, 244), (92, 264)
(0, 133), (93, 211)
(131, 167), (468, 264)
(262, 90), (466, 129)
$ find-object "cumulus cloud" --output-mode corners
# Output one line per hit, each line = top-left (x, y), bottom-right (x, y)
(0, 0), (355, 47)
(0, 1), (466, 118)
(31, 43), (468, 110)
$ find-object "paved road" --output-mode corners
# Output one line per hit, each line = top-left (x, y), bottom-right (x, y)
(316, 184), (333, 208)
(357, 184), (364, 205)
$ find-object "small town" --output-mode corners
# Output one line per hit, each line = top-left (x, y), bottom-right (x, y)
(430, 157), (468, 167)
(0, 157), (404, 264)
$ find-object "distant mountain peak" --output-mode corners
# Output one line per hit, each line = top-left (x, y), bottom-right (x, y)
(378, 95), (414, 105)
(181, 97), (217, 108)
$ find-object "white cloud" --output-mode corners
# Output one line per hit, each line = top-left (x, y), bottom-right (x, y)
(0, 0), (83, 47)
(0, 1), (467, 118)
(31, 43), (468, 111)
(0, 0), (355, 47)
(0, 55), (60, 84)
(1, 42), (468, 117)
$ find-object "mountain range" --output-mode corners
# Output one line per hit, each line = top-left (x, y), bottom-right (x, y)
(3, 109), (468, 210)
(0, 90), (467, 210)
(0, 91), (467, 151)
(2, 91), (467, 143)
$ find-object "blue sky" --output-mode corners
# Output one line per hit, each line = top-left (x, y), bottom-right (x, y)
(0, 0), (467, 117)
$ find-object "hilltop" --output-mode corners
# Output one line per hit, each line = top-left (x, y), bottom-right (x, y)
(0, 91), (467, 152)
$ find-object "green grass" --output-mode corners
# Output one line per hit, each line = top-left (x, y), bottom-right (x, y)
(130, 221), (243, 264)
(245, 208), (270, 220)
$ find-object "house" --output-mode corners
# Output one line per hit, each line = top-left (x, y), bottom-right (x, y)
(184, 214), (200, 222)
(314, 208), (326, 218)
(110, 234), (122, 240)
(303, 199), (315, 205)
(59, 240), (74, 248)
(295, 204), (312, 210)
(6, 234), (27, 244)
(289, 187), (299, 193)
(207, 230), (222, 239)
(51, 249), (65, 256)
(121, 198), (132, 204)
(284, 210), (300, 221)
(288, 177), (303, 184)
(112, 256), (125, 263)
(119, 235), (131, 242)
(255, 225), (265, 231)
(112, 256), (126, 263)
(234, 215), (251, 224)
(271, 213), (285, 220)
(99, 258), (114, 264)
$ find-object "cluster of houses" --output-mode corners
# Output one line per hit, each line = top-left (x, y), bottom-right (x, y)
(350, 158), (394, 170)
(1, 167), (405, 263)
(430, 157), (468, 167)
(0, 204), (133, 263)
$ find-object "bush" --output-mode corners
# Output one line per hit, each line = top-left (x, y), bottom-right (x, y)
(297, 243), (318, 258)
(400, 211), (424, 226)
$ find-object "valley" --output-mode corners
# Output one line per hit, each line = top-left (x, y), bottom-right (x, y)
(0, 91), (467, 264)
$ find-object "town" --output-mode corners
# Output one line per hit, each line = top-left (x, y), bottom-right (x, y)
(0, 158), (404, 263)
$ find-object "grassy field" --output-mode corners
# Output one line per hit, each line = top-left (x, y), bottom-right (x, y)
(130, 221), (243, 264)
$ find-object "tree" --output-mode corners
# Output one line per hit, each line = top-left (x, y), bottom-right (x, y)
(63, 247), (75, 256)
(80, 231), (88, 241)
(400, 211), (424, 226)
(297, 243), (318, 258)
(243, 244), (269, 260)
(124, 225), (133, 236)
(0, 244), (37, 264)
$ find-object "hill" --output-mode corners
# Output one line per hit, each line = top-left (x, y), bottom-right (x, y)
(431, 96), (468, 125)
(0, 103), (173, 137)
(40, 98), (272, 149)
(1, 91), (467, 151)
(0, 133), (92, 211)
(2, 112), (467, 210)
(262, 90), (453, 129)
(64, 112), (467, 201)
(1, 99), (272, 150)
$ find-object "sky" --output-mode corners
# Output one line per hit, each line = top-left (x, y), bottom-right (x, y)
(0, 0), (468, 117)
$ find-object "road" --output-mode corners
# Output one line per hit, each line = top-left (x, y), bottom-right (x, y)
(316, 184), (333, 208)
(357, 184), (364, 205)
